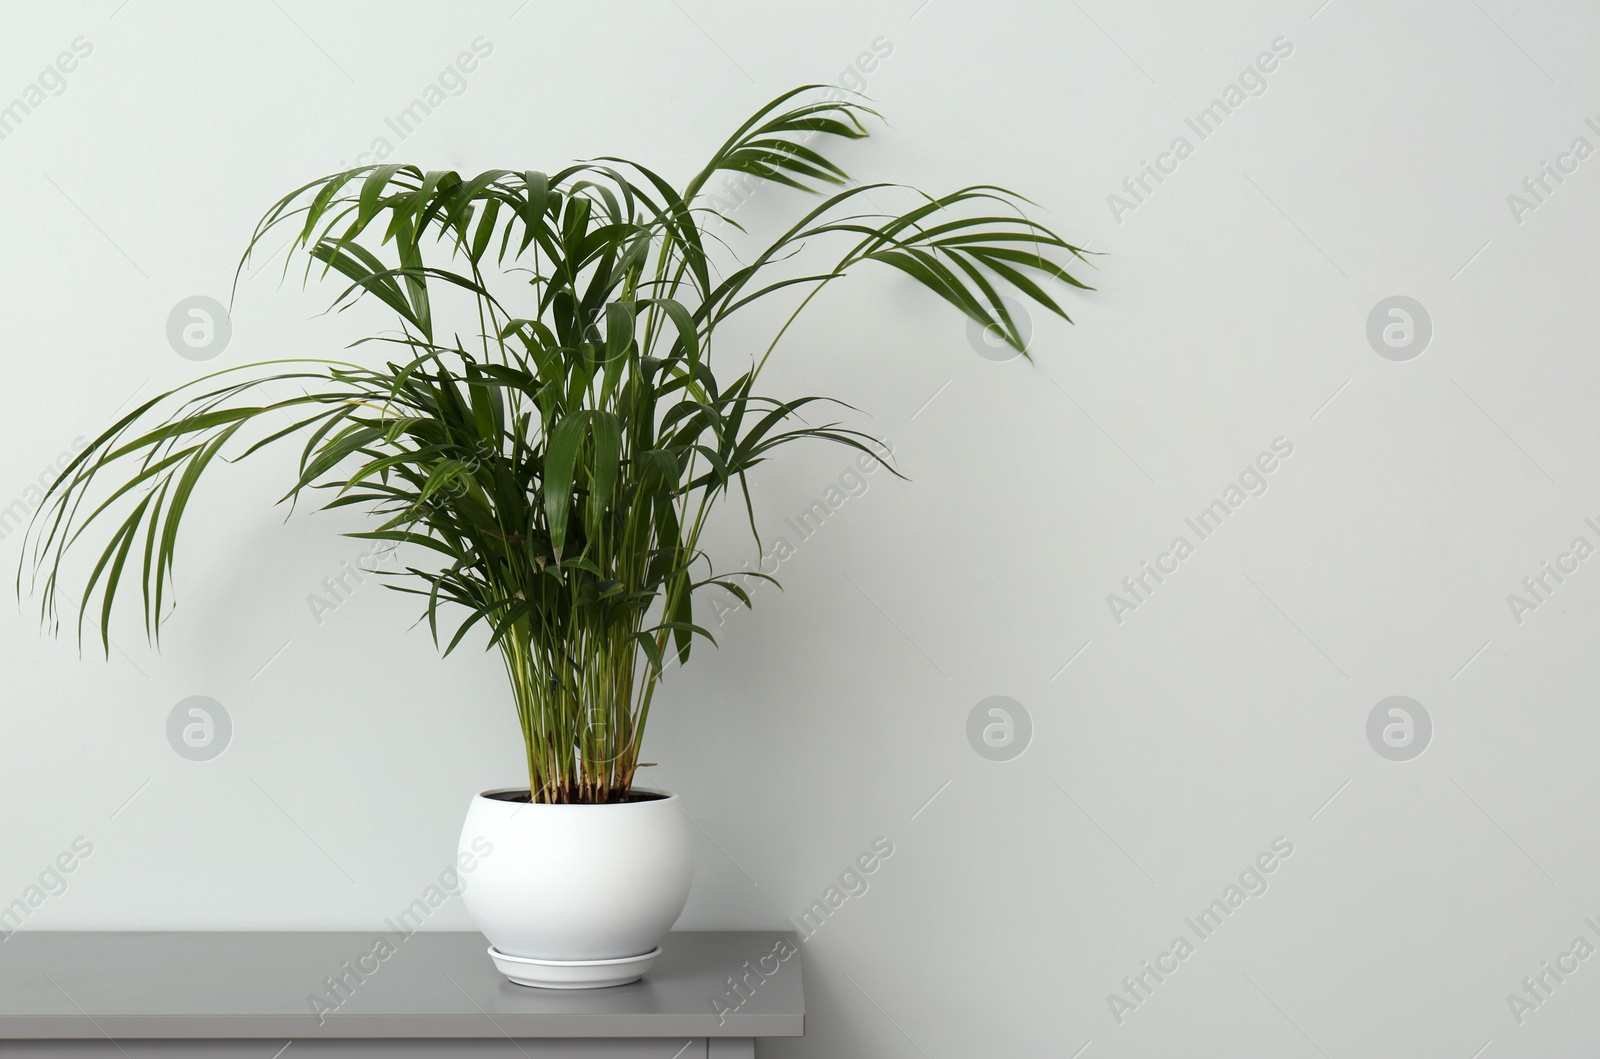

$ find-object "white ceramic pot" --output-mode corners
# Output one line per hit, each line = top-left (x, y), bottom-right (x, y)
(459, 787), (694, 988)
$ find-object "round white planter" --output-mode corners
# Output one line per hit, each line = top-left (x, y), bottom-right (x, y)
(459, 787), (694, 989)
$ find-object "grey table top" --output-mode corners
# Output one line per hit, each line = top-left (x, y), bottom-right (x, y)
(0, 931), (803, 1039)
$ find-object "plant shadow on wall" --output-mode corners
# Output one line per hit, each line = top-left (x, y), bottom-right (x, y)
(21, 86), (1093, 805)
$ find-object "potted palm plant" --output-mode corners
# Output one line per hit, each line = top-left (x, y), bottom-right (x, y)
(22, 87), (1091, 987)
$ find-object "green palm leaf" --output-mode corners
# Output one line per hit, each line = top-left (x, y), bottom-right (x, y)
(22, 86), (1094, 804)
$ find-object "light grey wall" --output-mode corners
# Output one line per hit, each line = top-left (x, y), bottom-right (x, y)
(2, 0), (1596, 1055)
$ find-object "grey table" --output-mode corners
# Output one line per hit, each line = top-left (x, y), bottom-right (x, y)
(0, 931), (803, 1057)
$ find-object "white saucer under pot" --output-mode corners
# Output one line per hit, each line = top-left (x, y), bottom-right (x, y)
(487, 945), (663, 989)
(459, 788), (693, 989)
